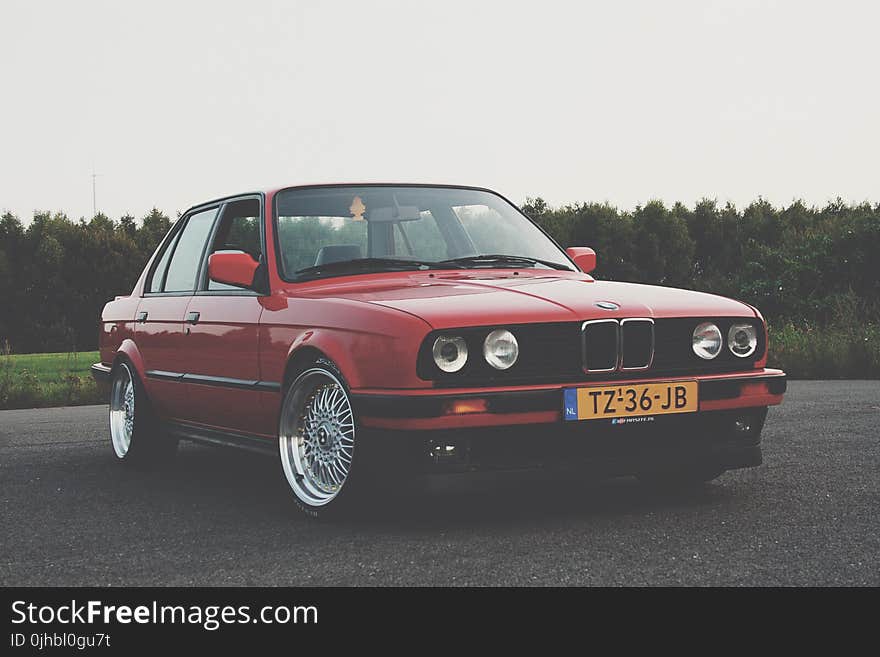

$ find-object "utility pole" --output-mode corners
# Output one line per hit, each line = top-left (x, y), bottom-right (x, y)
(91, 168), (101, 217)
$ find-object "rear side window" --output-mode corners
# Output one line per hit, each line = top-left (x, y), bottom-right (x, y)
(161, 208), (217, 292)
(147, 232), (179, 293)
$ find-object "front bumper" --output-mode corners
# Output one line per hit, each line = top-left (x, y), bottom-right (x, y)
(366, 406), (769, 475)
(352, 368), (786, 430)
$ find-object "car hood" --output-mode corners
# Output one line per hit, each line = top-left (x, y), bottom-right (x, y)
(292, 271), (756, 330)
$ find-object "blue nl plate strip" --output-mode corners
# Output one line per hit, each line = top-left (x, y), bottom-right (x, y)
(563, 388), (579, 421)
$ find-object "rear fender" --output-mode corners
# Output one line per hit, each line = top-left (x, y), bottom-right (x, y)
(113, 339), (146, 382)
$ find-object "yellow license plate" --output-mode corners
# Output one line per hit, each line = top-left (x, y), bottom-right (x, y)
(563, 381), (699, 421)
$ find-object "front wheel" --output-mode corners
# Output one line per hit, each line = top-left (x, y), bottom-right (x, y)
(279, 364), (360, 518)
(108, 361), (176, 467)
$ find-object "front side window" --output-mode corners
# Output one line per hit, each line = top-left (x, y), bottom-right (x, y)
(274, 186), (571, 281)
(161, 208), (217, 292)
(207, 199), (262, 291)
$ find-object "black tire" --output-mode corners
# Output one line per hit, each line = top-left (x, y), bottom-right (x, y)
(108, 360), (177, 469)
(278, 356), (373, 519)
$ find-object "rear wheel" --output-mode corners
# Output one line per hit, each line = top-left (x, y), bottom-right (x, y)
(279, 362), (361, 518)
(108, 361), (176, 467)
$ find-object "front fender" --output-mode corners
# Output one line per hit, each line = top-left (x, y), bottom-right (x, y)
(284, 327), (425, 389)
(260, 295), (433, 390)
(285, 329), (367, 388)
(745, 304), (769, 369)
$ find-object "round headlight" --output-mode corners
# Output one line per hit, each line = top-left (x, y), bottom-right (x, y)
(483, 329), (519, 370)
(728, 323), (757, 357)
(432, 336), (468, 372)
(692, 322), (723, 360)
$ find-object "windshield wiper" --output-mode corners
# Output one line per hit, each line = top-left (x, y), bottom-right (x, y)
(292, 257), (456, 281)
(292, 254), (573, 281)
(439, 254), (573, 271)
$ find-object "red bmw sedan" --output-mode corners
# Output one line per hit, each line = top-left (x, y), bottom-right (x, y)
(91, 184), (786, 517)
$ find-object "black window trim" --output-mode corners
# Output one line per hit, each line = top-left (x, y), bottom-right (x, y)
(270, 183), (578, 285)
(141, 192), (267, 298)
(195, 193), (267, 297)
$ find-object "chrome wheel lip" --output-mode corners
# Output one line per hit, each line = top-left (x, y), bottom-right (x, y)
(109, 363), (135, 458)
(279, 367), (355, 508)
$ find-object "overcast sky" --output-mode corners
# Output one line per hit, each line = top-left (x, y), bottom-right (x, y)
(1, 0), (877, 222)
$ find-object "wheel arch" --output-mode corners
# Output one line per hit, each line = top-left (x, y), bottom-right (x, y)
(283, 345), (328, 388)
(283, 331), (362, 389)
(112, 338), (146, 380)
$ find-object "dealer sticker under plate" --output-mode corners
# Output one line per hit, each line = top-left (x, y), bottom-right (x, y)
(563, 380), (699, 421)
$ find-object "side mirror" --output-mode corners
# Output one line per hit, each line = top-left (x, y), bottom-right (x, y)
(208, 251), (259, 289)
(565, 247), (596, 273)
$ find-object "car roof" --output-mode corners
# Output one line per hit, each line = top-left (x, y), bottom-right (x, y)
(183, 182), (499, 215)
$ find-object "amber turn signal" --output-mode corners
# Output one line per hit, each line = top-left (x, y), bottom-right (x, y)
(444, 399), (488, 415)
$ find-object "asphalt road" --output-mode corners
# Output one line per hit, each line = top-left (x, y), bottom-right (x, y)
(1, 381), (878, 586)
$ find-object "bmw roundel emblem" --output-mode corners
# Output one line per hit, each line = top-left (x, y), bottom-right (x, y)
(595, 301), (619, 310)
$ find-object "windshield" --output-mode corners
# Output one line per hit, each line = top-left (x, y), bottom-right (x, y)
(274, 185), (572, 281)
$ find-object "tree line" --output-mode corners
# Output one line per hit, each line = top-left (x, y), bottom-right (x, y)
(525, 197), (879, 327)
(0, 198), (877, 354)
(0, 209), (173, 353)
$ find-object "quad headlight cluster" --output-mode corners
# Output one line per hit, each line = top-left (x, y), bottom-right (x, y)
(692, 321), (757, 360)
(432, 329), (519, 373)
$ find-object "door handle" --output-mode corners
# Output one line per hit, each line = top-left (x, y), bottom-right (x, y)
(136, 311), (148, 323)
(185, 311), (200, 325)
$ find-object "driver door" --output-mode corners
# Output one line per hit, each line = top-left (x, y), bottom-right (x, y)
(180, 197), (267, 435)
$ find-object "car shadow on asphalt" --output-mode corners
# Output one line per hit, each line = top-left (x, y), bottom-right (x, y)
(135, 442), (737, 531)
